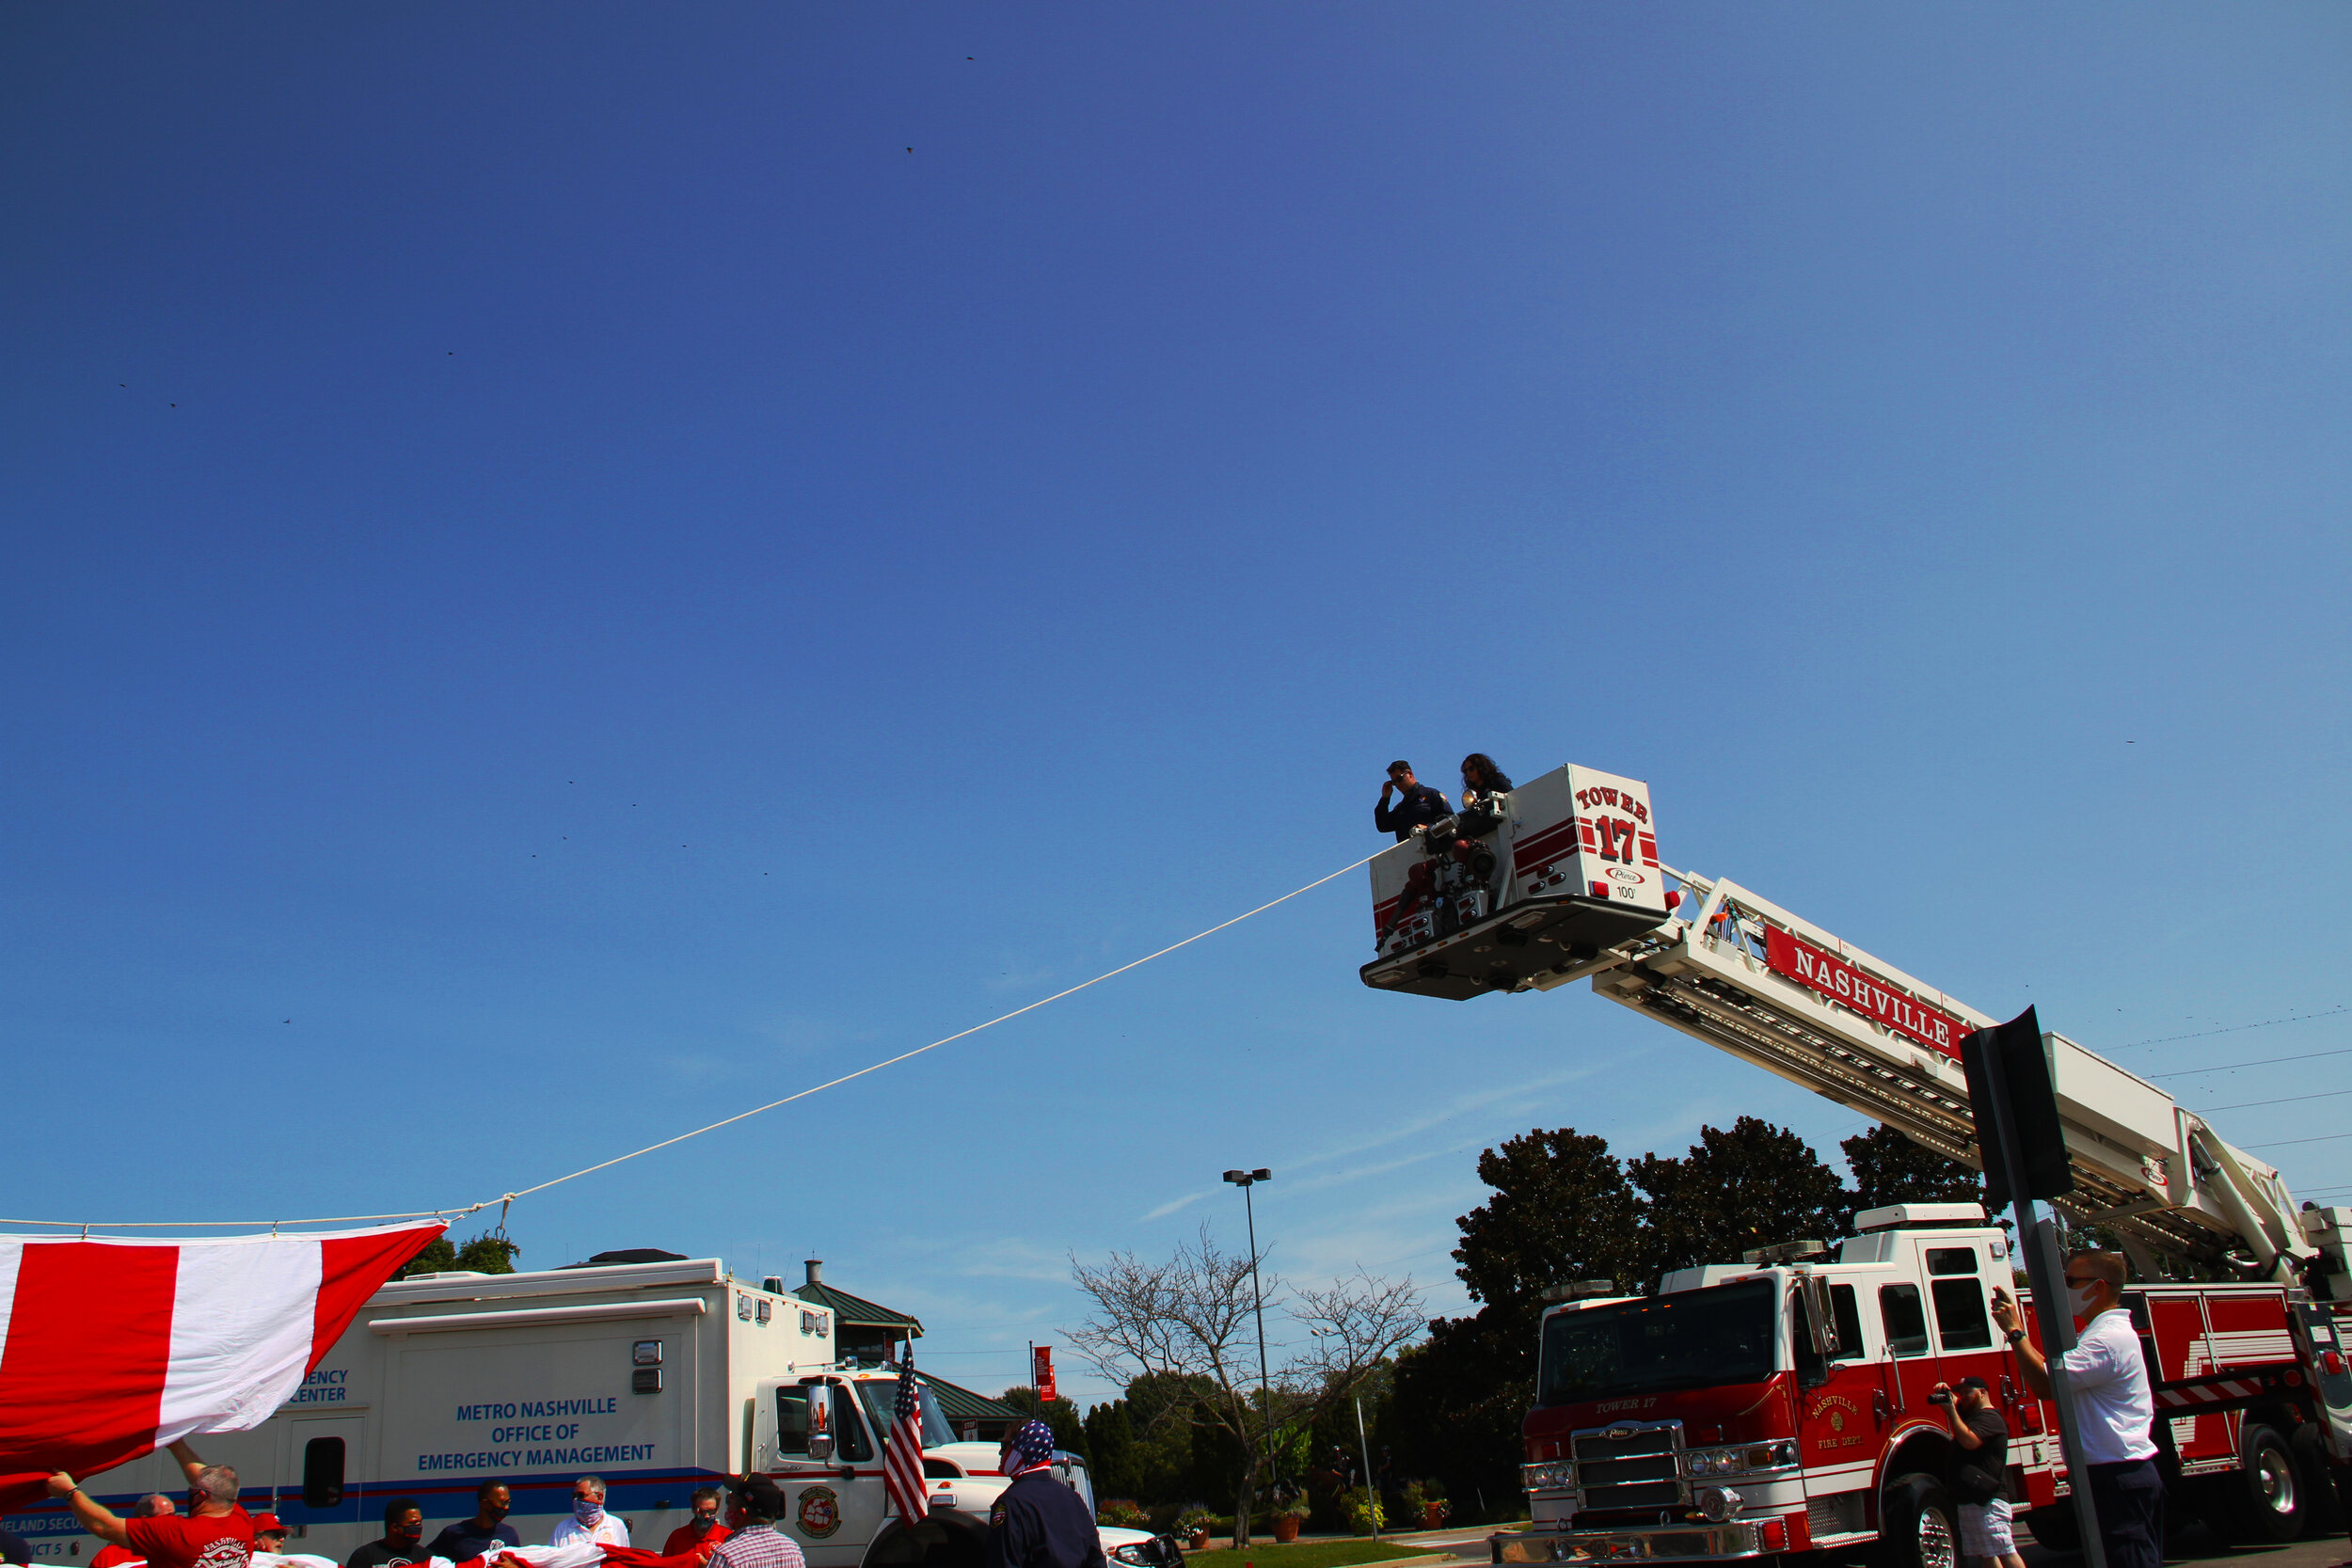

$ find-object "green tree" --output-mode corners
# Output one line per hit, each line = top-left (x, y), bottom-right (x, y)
(394, 1231), (521, 1279)
(1391, 1315), (1532, 1523)
(1391, 1129), (1642, 1523)
(1453, 1130), (1644, 1306)
(1629, 1117), (1848, 1289)
(1841, 1125), (1987, 1224)
(1083, 1400), (1142, 1502)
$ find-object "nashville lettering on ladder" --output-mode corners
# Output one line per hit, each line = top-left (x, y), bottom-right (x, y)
(1764, 927), (1967, 1058)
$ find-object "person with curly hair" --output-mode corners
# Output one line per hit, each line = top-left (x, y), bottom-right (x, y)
(1459, 753), (1513, 808)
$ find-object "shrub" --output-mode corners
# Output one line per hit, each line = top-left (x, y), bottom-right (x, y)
(1098, 1501), (1149, 1529)
(1342, 1487), (1386, 1536)
(1400, 1481), (1449, 1522)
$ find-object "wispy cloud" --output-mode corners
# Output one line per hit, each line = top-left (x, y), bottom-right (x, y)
(1125, 1064), (1616, 1228)
(1285, 1066), (1612, 1175)
(1141, 1190), (1211, 1221)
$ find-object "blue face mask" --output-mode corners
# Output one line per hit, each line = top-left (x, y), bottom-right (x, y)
(574, 1499), (604, 1524)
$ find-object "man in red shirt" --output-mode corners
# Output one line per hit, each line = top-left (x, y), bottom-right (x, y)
(49, 1441), (251, 1568)
(661, 1488), (731, 1559)
(93, 1496), (180, 1568)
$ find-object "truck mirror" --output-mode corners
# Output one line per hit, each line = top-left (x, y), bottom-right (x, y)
(1798, 1275), (1841, 1359)
(806, 1379), (836, 1462)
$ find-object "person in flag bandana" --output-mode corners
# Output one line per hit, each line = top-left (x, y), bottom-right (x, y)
(983, 1421), (1102, 1568)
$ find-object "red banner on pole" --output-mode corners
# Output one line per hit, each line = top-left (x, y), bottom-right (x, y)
(1032, 1345), (1056, 1402)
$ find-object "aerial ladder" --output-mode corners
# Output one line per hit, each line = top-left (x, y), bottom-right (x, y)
(1362, 765), (2352, 1562)
(1359, 761), (2336, 1291)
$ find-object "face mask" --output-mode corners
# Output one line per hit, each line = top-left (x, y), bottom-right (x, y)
(574, 1500), (604, 1524)
(390, 1529), (423, 1548)
(2069, 1281), (2101, 1317)
(690, 1516), (716, 1534)
(483, 1504), (510, 1523)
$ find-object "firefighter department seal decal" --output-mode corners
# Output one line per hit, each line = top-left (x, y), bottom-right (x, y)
(798, 1485), (842, 1537)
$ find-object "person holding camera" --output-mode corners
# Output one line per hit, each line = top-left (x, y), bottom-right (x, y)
(1931, 1377), (2024, 1568)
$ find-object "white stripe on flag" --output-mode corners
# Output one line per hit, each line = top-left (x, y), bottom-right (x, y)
(0, 1243), (21, 1371)
(155, 1235), (326, 1443)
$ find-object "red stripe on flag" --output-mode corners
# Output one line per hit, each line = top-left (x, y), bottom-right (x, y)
(311, 1226), (443, 1373)
(0, 1243), (181, 1512)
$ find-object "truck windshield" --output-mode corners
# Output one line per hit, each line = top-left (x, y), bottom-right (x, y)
(854, 1379), (959, 1449)
(1537, 1279), (1779, 1406)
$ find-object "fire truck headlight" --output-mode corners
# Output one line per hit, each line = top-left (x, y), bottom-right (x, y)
(1692, 1486), (1740, 1523)
(1742, 1441), (1799, 1471)
(1683, 1449), (1737, 1478)
(1519, 1461), (1574, 1492)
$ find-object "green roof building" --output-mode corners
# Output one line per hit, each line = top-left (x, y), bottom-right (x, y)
(791, 1259), (1026, 1440)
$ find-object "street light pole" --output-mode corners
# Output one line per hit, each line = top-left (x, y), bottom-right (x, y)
(1222, 1168), (1276, 1490)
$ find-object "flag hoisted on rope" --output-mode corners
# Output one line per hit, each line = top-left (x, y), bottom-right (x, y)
(882, 1352), (928, 1523)
(0, 1221), (444, 1512)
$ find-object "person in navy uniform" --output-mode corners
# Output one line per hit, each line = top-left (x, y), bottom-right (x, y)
(984, 1420), (1104, 1568)
(1375, 761), (1450, 841)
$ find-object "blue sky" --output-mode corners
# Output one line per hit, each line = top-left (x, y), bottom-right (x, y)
(5, 5), (2348, 1407)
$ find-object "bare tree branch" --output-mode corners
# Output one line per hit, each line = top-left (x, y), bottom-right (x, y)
(1069, 1227), (1421, 1546)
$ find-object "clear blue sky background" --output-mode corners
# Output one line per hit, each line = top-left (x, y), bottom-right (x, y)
(5, 5), (2348, 1408)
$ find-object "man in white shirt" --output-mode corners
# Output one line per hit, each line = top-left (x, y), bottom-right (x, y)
(1992, 1250), (2160, 1568)
(548, 1477), (631, 1550)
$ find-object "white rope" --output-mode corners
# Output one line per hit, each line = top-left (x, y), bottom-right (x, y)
(3, 848), (1382, 1232)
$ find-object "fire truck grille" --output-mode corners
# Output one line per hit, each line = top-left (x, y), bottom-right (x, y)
(1570, 1422), (1684, 1512)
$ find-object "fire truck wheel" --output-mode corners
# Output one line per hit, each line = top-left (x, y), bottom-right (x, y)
(2220, 1422), (2304, 1544)
(2289, 1421), (2344, 1534)
(1877, 1473), (1959, 1568)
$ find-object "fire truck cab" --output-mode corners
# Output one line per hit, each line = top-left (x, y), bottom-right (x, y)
(1516, 1205), (2052, 1565)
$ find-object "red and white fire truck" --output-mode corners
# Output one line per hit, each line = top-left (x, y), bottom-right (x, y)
(1361, 765), (2352, 1568)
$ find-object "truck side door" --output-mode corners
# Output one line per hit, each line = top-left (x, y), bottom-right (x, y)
(1797, 1281), (1883, 1526)
(1878, 1282), (1943, 1417)
(769, 1382), (888, 1567)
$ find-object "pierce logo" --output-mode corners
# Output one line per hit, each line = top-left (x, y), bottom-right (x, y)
(1605, 867), (1644, 883)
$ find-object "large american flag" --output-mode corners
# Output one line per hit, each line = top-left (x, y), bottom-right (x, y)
(882, 1352), (929, 1524)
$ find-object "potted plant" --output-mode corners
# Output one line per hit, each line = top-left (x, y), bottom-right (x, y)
(1401, 1480), (1450, 1530)
(1274, 1498), (1311, 1543)
(1175, 1505), (1215, 1549)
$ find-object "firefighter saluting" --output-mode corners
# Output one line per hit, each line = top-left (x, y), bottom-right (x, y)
(984, 1421), (1104, 1568)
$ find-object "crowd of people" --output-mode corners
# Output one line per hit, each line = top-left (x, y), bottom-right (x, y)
(33, 1453), (802, 1568)
(24, 1420), (1098, 1568)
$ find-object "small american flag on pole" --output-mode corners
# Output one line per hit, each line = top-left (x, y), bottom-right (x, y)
(882, 1351), (929, 1523)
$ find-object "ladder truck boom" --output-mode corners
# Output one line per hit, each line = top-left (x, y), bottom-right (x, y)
(1360, 762), (2333, 1282)
(1365, 763), (2352, 1568)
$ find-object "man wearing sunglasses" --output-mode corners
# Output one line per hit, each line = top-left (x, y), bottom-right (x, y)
(1991, 1252), (2158, 1568)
